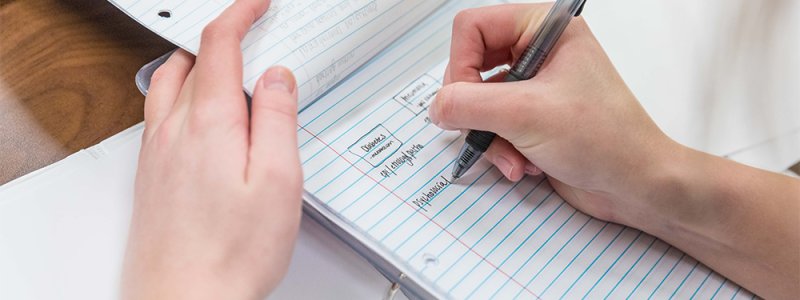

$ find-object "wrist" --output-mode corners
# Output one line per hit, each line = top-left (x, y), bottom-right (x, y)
(611, 139), (800, 299)
(619, 140), (702, 237)
(630, 142), (745, 246)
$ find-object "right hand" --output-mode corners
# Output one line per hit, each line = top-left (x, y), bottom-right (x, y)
(429, 4), (681, 228)
(431, 5), (800, 299)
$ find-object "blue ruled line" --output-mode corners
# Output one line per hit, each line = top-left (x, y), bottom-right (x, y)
(579, 231), (645, 299)
(464, 201), (570, 299)
(559, 227), (628, 299)
(710, 278), (728, 299)
(379, 168), (500, 243)
(432, 190), (555, 284)
(489, 209), (580, 299)
(446, 192), (559, 293)
(538, 224), (620, 297)
(689, 270), (713, 299)
(603, 236), (657, 299)
(730, 286), (742, 299)
(513, 218), (594, 299)
(409, 178), (546, 266)
(647, 253), (687, 300)
(626, 245), (673, 299)
(669, 260), (700, 299)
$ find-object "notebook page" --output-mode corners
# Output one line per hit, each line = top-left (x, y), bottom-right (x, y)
(108, 0), (445, 108)
(298, 1), (755, 299)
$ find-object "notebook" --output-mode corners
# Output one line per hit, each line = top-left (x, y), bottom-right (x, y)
(110, 0), (755, 298)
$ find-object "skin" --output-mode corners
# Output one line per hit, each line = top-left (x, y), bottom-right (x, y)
(122, 1), (799, 299)
(428, 4), (800, 299)
(122, 0), (302, 299)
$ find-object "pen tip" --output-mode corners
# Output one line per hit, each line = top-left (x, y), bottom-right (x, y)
(450, 175), (459, 183)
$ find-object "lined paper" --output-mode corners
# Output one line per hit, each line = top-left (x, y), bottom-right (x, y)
(109, 0), (755, 298)
(295, 1), (754, 299)
(108, 0), (446, 108)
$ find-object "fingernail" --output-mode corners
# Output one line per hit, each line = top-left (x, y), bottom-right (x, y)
(261, 67), (295, 93)
(428, 105), (440, 126)
(524, 162), (541, 175)
(495, 156), (514, 179)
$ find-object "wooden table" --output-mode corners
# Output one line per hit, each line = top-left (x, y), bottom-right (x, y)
(0, 0), (172, 184)
(0, 0), (797, 185)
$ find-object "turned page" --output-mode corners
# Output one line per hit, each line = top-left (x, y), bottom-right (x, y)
(108, 0), (446, 108)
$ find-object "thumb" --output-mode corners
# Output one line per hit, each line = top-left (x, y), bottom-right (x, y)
(428, 80), (535, 139)
(247, 66), (301, 184)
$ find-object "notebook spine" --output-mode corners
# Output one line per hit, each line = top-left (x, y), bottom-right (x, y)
(302, 191), (438, 300)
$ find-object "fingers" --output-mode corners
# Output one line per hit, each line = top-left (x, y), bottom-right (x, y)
(248, 66), (300, 182)
(483, 138), (528, 181)
(143, 50), (194, 142)
(448, 4), (549, 84)
(479, 136), (543, 181)
(193, 0), (271, 117)
(429, 80), (538, 138)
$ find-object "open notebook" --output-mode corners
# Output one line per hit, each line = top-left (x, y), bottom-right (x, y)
(110, 0), (754, 298)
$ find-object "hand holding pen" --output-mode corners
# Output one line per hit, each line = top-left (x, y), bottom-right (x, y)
(427, 0), (676, 218)
(430, 3), (800, 298)
(449, 0), (587, 181)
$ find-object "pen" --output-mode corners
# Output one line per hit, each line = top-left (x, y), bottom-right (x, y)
(451, 0), (587, 181)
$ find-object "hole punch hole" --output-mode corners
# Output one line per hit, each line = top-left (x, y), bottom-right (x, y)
(422, 253), (439, 267)
(158, 10), (172, 18)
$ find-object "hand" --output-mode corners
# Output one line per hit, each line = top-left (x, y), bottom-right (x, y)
(429, 4), (676, 227)
(122, 0), (302, 299)
(430, 4), (800, 299)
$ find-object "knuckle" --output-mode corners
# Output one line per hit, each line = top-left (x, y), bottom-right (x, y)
(200, 21), (231, 45)
(453, 8), (479, 28)
(507, 93), (541, 140)
(150, 61), (183, 84)
(253, 95), (298, 124)
(572, 16), (588, 28)
(286, 168), (304, 190)
(141, 127), (152, 146)
(150, 64), (171, 83)
(239, 4), (260, 27)
(565, 16), (590, 36)
(185, 104), (217, 135)
(262, 165), (303, 191)
(149, 52), (192, 86)
(186, 108), (247, 140)
(152, 118), (178, 146)
(436, 83), (464, 123)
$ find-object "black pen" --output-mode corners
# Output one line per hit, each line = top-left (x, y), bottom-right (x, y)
(451, 0), (587, 181)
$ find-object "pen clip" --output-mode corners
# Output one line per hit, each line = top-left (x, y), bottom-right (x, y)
(575, 0), (587, 17)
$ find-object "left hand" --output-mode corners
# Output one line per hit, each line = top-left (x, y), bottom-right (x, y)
(122, 0), (303, 299)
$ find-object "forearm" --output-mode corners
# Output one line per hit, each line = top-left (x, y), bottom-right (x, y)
(639, 146), (800, 299)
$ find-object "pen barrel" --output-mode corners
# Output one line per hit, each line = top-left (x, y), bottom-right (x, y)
(508, 0), (585, 80)
(465, 130), (497, 153)
(509, 47), (548, 81)
(453, 0), (585, 179)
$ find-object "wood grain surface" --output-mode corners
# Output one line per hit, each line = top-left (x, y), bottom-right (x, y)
(0, 0), (172, 184)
